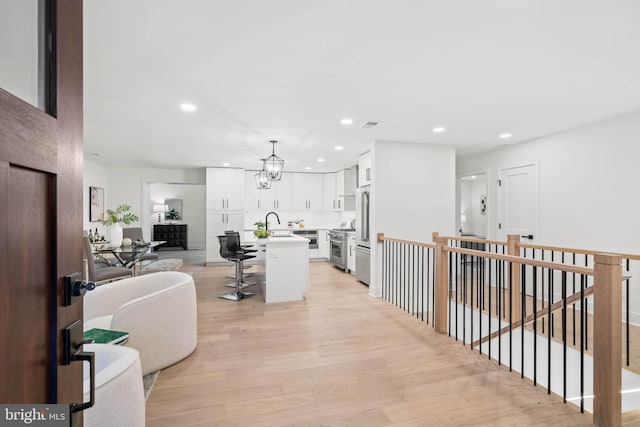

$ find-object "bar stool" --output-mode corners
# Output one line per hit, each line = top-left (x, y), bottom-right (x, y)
(218, 234), (256, 301)
(224, 231), (257, 287)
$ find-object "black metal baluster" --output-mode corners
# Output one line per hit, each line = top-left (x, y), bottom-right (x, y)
(498, 253), (502, 366)
(488, 246), (492, 360)
(404, 243), (408, 312)
(479, 253), (483, 355)
(413, 245), (420, 317)
(572, 253), (576, 346)
(470, 254), (474, 348)
(562, 271), (567, 403)
(551, 252), (555, 338)
(431, 248), (436, 326)
(521, 263), (526, 379)
(541, 250), (545, 335)
(420, 246), (424, 322)
(548, 267), (553, 394)
(394, 242), (398, 306)
(584, 256), (589, 352)
(627, 258), (630, 366)
(533, 263), (537, 386)
(509, 262), (513, 371)
(580, 273), (585, 413)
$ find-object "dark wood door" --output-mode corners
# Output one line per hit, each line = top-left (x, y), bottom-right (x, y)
(0, 0), (84, 423)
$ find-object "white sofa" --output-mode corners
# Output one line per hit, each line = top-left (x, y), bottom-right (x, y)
(83, 343), (145, 427)
(84, 271), (197, 375)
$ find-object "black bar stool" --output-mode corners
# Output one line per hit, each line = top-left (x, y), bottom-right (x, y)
(218, 234), (256, 301)
(224, 231), (257, 287)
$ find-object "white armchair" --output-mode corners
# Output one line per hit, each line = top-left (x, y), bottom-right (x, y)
(84, 271), (197, 375)
(83, 343), (145, 427)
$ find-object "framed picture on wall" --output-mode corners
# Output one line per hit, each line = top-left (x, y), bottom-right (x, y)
(480, 194), (487, 215)
(89, 186), (104, 222)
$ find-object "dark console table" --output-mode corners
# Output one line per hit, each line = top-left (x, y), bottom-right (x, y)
(154, 224), (188, 250)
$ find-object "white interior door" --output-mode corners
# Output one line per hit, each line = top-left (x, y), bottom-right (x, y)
(498, 164), (539, 242)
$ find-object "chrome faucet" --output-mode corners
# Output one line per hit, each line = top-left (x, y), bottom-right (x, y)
(265, 211), (280, 231)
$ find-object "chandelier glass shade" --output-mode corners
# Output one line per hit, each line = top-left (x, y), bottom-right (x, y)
(264, 140), (284, 181)
(255, 166), (271, 190)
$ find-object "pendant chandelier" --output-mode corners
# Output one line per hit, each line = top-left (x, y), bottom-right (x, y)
(263, 140), (284, 181)
(255, 161), (272, 190)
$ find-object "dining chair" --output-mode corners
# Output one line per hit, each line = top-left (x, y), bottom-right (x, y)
(122, 227), (159, 262)
(83, 232), (132, 284)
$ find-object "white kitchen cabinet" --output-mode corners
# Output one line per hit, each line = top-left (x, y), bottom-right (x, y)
(323, 173), (337, 211)
(206, 167), (245, 210)
(244, 170), (263, 210)
(347, 234), (356, 273)
(205, 210), (245, 264)
(318, 229), (330, 259)
(291, 173), (323, 211)
(358, 151), (372, 187)
(262, 172), (292, 211)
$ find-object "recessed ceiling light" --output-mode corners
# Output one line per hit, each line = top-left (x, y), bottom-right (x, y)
(499, 132), (512, 139)
(334, 146), (344, 151)
(340, 118), (353, 125)
(433, 126), (446, 133)
(317, 158), (325, 163)
(471, 175), (476, 179)
(180, 103), (197, 112)
(305, 166), (312, 170)
(222, 162), (230, 167)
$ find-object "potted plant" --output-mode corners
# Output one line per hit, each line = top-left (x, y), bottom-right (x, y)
(253, 221), (270, 238)
(102, 204), (140, 247)
(165, 208), (181, 221)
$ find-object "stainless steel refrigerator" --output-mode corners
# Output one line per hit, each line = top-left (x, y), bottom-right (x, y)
(355, 185), (370, 285)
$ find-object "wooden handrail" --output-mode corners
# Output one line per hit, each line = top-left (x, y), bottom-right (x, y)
(518, 242), (640, 261)
(377, 233), (436, 249)
(446, 246), (595, 276)
(446, 235), (506, 246)
(437, 234), (640, 261)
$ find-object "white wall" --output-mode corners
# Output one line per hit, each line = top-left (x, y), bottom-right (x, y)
(83, 162), (206, 241)
(150, 183), (206, 249)
(458, 110), (640, 252)
(457, 109), (640, 323)
(371, 140), (456, 297)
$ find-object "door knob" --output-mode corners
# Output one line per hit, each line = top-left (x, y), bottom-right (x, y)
(64, 272), (96, 306)
(73, 280), (96, 296)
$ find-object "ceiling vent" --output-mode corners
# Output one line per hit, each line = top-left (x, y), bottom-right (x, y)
(361, 121), (380, 129)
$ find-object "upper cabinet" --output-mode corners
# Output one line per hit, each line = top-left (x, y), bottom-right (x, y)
(323, 173), (337, 211)
(324, 167), (356, 211)
(244, 170), (263, 210)
(261, 172), (292, 211)
(206, 167), (245, 211)
(291, 173), (324, 211)
(358, 151), (372, 187)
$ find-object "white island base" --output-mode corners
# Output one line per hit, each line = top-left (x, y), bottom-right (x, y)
(254, 235), (309, 303)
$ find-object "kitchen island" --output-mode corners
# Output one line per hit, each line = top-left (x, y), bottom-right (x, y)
(252, 234), (309, 303)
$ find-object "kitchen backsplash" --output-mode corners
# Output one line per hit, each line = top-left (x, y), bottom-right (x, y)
(245, 209), (356, 230)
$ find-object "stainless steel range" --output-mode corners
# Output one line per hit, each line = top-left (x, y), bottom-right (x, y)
(328, 228), (353, 271)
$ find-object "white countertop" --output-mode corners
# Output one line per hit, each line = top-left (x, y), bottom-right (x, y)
(250, 234), (310, 245)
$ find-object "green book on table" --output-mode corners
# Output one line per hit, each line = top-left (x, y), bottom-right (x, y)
(84, 328), (129, 345)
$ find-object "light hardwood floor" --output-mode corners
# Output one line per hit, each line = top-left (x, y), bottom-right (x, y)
(145, 256), (592, 426)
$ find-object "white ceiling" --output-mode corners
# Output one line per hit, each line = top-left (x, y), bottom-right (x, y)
(83, 0), (640, 173)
